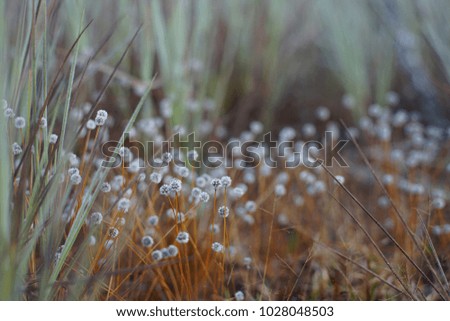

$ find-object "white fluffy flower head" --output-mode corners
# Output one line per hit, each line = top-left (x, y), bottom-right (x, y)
(175, 231), (190, 244)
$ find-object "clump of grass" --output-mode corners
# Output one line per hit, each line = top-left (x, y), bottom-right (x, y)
(416, 0), (450, 83)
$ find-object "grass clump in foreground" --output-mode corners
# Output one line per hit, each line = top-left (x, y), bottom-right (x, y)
(0, 1), (449, 301)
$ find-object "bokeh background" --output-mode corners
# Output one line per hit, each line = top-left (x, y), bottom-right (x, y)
(2, 0), (450, 134)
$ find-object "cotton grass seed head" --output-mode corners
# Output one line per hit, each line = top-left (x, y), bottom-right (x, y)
(109, 227), (119, 238)
(69, 153), (80, 167)
(141, 235), (154, 247)
(245, 200), (257, 213)
(303, 123), (317, 138)
(95, 109), (108, 126)
(159, 184), (170, 196)
(111, 175), (125, 191)
(128, 158), (143, 173)
(191, 187), (202, 198)
(443, 224), (450, 234)
(218, 206), (230, 218)
(70, 173), (82, 185)
(176, 212), (186, 223)
(231, 187), (244, 198)
(49, 134), (58, 144)
(88, 235), (96, 246)
(14, 116), (26, 129)
(199, 191), (210, 203)
(104, 239), (114, 250)
(12, 142), (22, 155)
(274, 184), (286, 197)
(176, 166), (190, 178)
(378, 196), (390, 209)
(431, 198), (446, 210)
(151, 250), (163, 261)
(432, 226), (442, 236)
(277, 213), (289, 225)
(220, 175), (232, 188)
(169, 178), (182, 193)
(165, 209), (175, 218)
(342, 93), (355, 109)
(196, 176), (206, 188)
(137, 173), (146, 182)
(124, 188), (133, 197)
(243, 214), (255, 225)
(117, 198), (131, 212)
(334, 175), (345, 185)
(382, 174), (394, 186)
(161, 248), (170, 258)
(279, 126), (296, 141)
(276, 172), (289, 184)
(259, 164), (272, 177)
(162, 152), (173, 163)
(149, 172), (162, 183)
(86, 119), (96, 130)
(160, 99), (173, 118)
(118, 147), (129, 158)
(243, 257), (252, 267)
(1, 99), (7, 109)
(96, 109), (108, 119)
(243, 171), (255, 184)
(235, 291), (245, 301)
(147, 215), (159, 226)
(250, 121), (263, 134)
(209, 224), (220, 234)
(175, 231), (189, 244)
(116, 217), (126, 226)
(386, 91), (400, 105)
(211, 178), (221, 190)
(4, 108), (14, 118)
(39, 117), (47, 128)
(316, 106), (330, 121)
(168, 244), (179, 257)
(136, 179), (147, 191)
(68, 167), (79, 176)
(100, 182), (111, 193)
(90, 212), (103, 225)
(211, 242), (224, 253)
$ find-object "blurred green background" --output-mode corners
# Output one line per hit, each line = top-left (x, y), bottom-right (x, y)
(1, 0), (450, 135)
